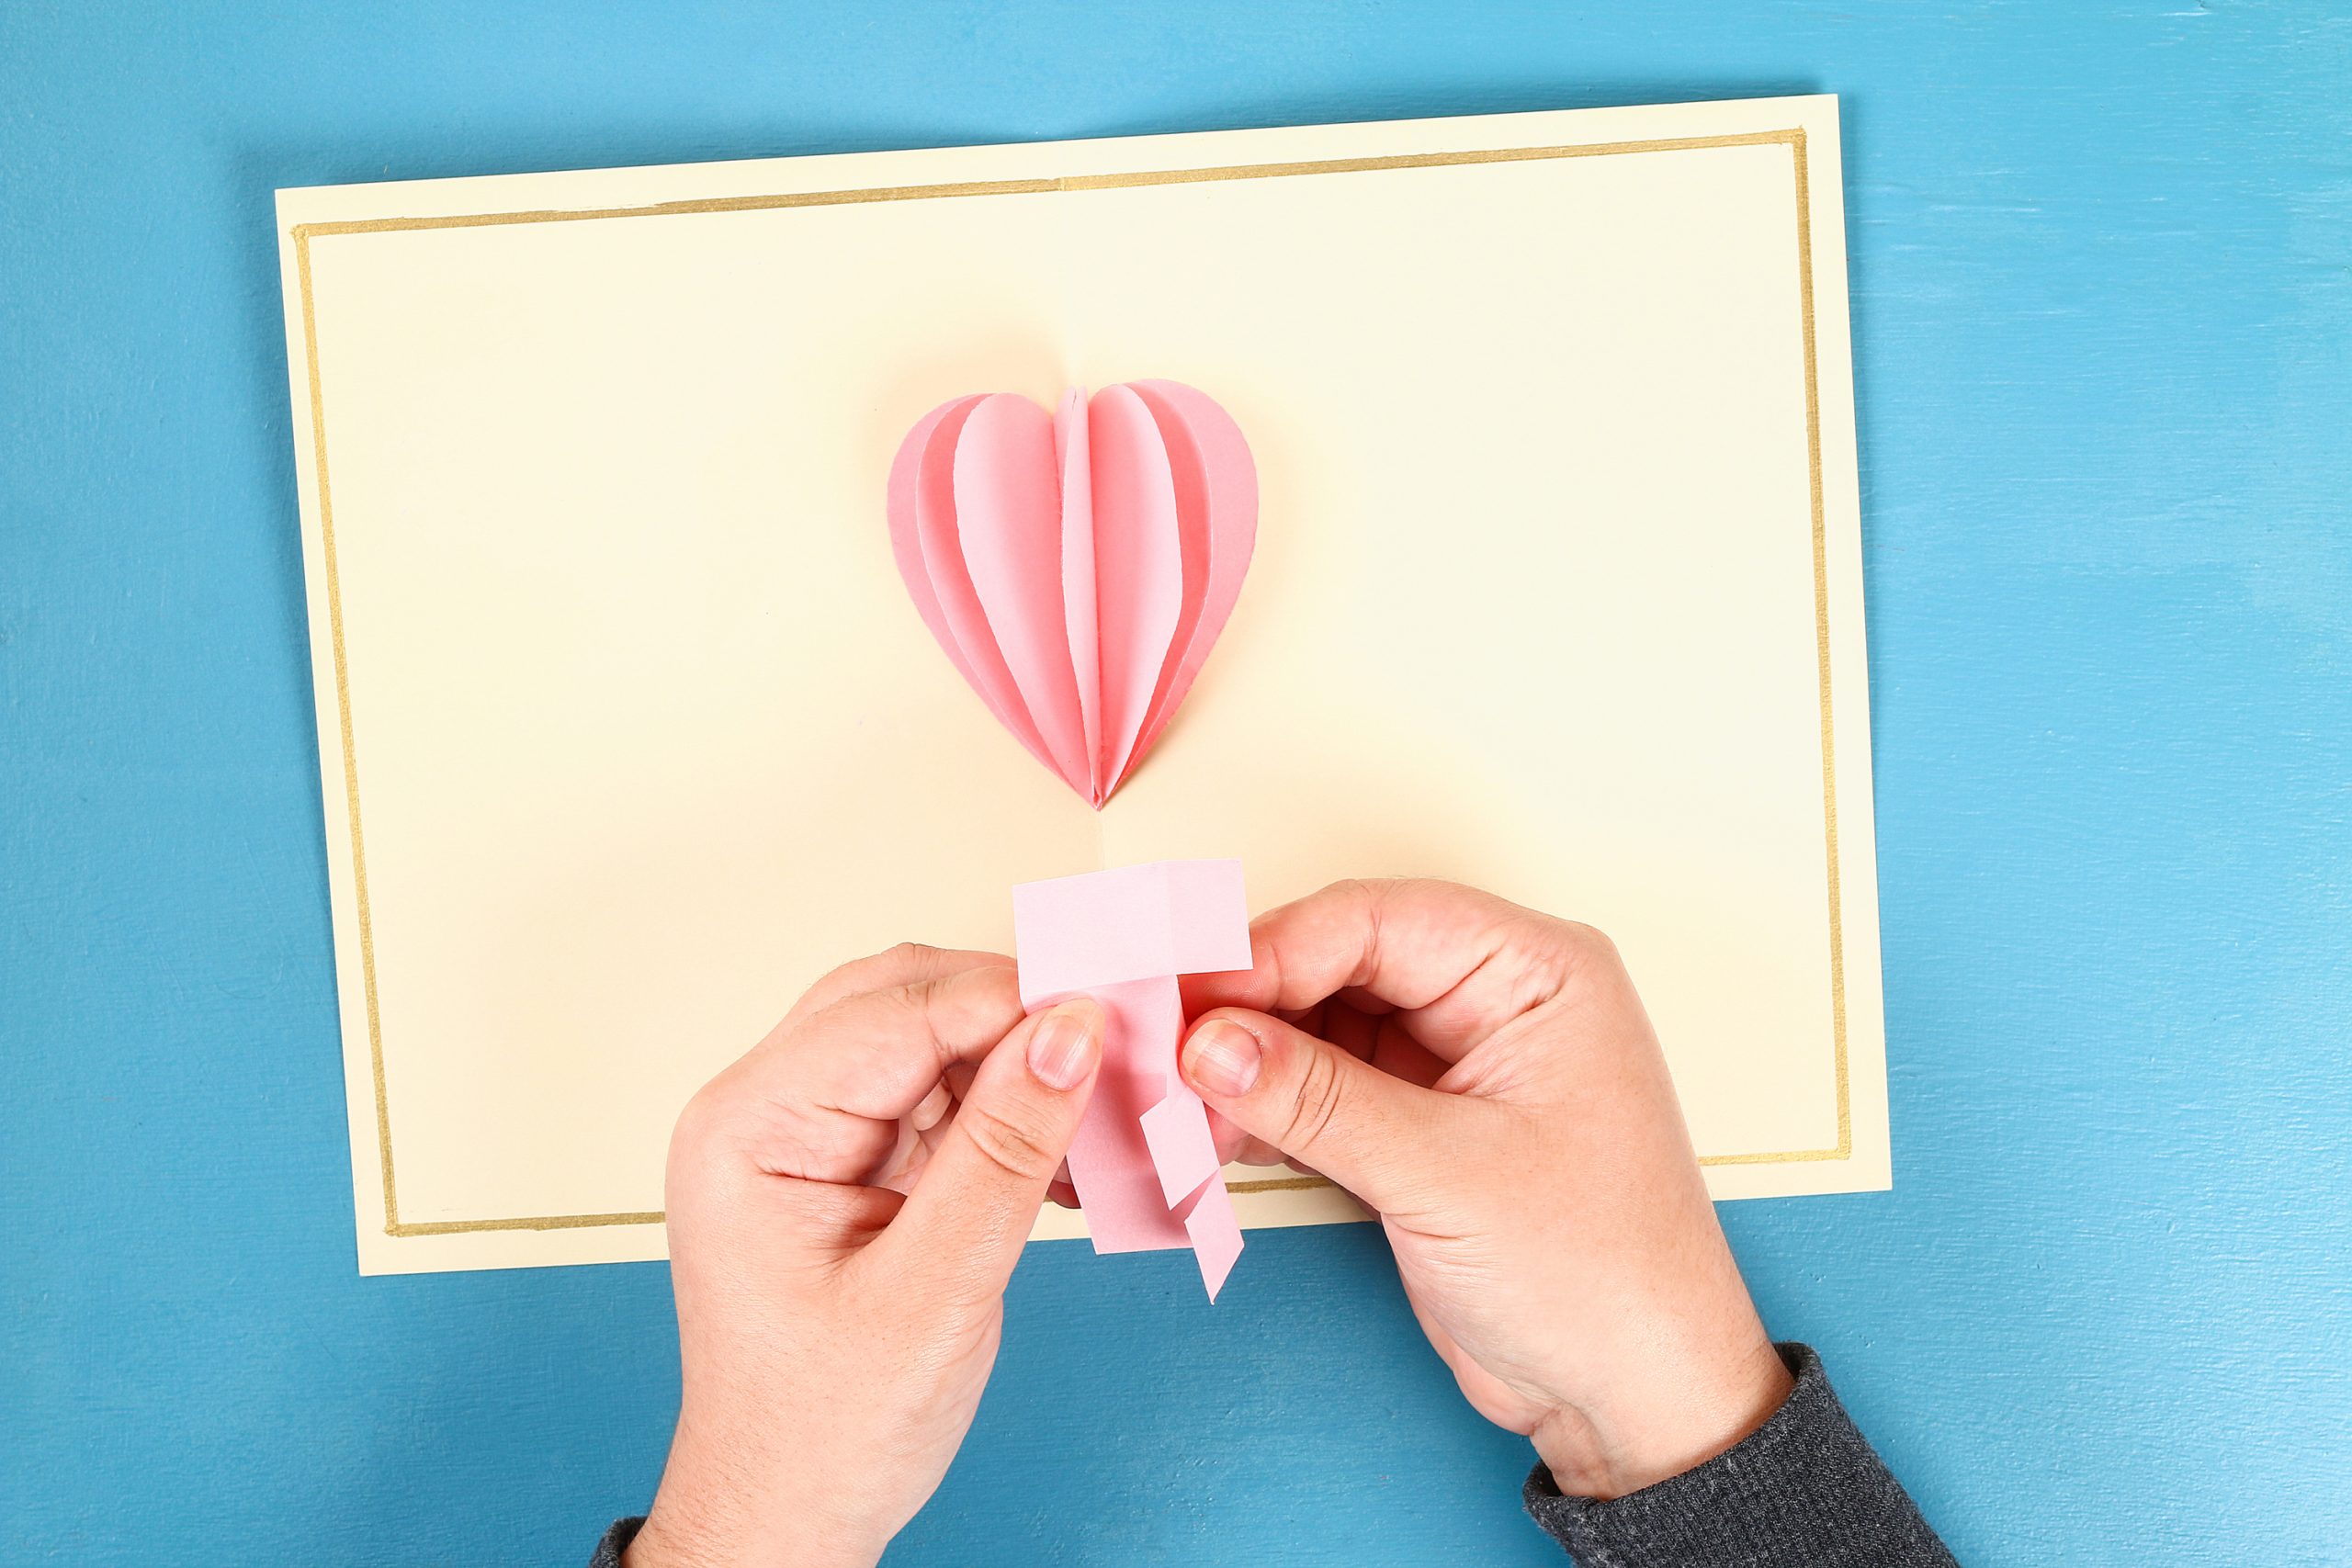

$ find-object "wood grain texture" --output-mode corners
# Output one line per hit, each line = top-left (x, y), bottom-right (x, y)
(2, 3), (2346, 1564)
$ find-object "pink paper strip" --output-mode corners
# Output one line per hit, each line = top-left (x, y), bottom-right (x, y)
(1138, 1086), (1222, 1208)
(1126, 380), (1259, 768)
(1086, 385), (1185, 795)
(1177, 1176), (1243, 1303)
(1054, 389), (1102, 792)
(891, 395), (1058, 775)
(1059, 976), (1189, 1254)
(954, 394), (1091, 795)
(1013, 859), (1251, 1299)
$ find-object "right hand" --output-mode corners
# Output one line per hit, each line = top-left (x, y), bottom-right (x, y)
(1180, 879), (1792, 1499)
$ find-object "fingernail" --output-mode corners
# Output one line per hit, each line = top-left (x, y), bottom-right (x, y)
(1183, 1019), (1262, 1097)
(1027, 1000), (1102, 1090)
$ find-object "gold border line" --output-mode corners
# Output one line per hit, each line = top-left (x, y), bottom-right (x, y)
(293, 125), (1850, 1239)
(295, 232), (401, 1233)
(1227, 1175), (1333, 1195)
(291, 130), (1801, 242)
(1699, 125), (1852, 1168)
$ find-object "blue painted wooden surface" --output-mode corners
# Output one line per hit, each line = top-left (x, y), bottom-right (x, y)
(5, 5), (2347, 1563)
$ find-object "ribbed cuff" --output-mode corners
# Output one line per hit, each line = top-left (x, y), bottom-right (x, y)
(586, 1516), (645, 1568)
(1523, 1344), (1956, 1567)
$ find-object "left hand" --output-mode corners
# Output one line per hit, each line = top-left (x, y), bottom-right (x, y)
(625, 944), (1105, 1568)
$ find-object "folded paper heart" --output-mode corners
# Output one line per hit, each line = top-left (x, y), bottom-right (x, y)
(887, 381), (1257, 807)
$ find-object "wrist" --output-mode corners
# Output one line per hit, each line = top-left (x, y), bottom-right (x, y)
(627, 1477), (886, 1568)
(1532, 1339), (1793, 1500)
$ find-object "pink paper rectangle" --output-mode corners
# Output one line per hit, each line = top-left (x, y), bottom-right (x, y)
(1013, 863), (1179, 1001)
(1012, 859), (1248, 1002)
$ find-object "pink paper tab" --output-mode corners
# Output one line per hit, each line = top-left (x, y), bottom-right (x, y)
(1138, 1086), (1222, 1208)
(1013, 859), (1250, 1001)
(1178, 1176), (1243, 1303)
(1013, 859), (1250, 1300)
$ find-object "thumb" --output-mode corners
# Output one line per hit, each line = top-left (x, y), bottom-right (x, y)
(881, 998), (1102, 1303)
(1180, 1009), (1456, 1216)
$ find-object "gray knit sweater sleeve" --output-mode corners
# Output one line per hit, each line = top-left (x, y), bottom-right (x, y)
(1523, 1343), (1957, 1566)
(587, 1517), (640, 1567)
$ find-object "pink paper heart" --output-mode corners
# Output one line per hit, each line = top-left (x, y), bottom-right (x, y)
(888, 381), (1257, 807)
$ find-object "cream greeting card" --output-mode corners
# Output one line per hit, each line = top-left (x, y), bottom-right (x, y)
(277, 95), (1887, 1275)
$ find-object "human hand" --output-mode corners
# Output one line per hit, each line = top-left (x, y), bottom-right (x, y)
(626, 945), (1104, 1568)
(1181, 880), (1792, 1499)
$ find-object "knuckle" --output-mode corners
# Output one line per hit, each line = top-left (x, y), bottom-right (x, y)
(1328, 875), (1402, 915)
(813, 950), (881, 995)
(1281, 1046), (1348, 1156)
(921, 961), (1013, 1020)
(879, 976), (937, 1031)
(665, 1081), (754, 1191)
(874, 975), (964, 1057)
(955, 1101), (1062, 1183)
(1561, 919), (1621, 964)
(890, 973), (981, 1058)
(1553, 920), (1633, 997)
(669, 1078), (733, 1157)
(811, 941), (942, 1001)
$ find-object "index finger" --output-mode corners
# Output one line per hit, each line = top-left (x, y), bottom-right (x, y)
(1181, 878), (1590, 1062)
(698, 964), (1025, 1185)
(779, 942), (1014, 1032)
